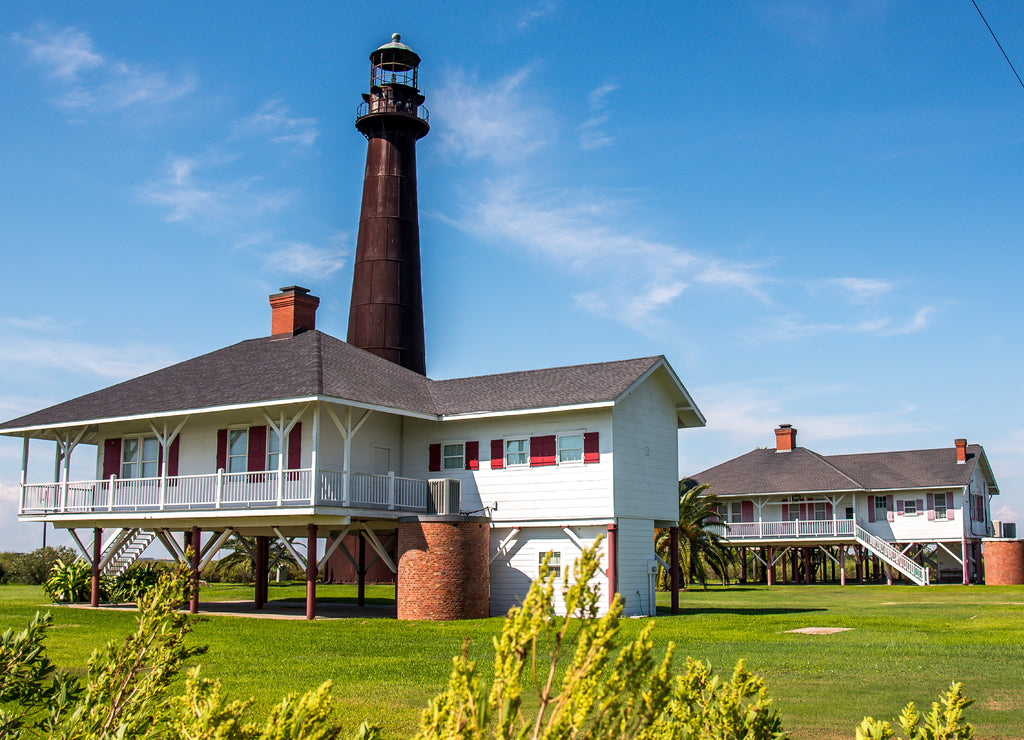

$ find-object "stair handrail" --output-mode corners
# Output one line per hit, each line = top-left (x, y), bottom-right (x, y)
(854, 523), (928, 585)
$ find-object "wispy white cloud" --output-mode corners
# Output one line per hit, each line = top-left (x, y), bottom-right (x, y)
(747, 303), (933, 342)
(0, 316), (62, 331)
(882, 306), (932, 335)
(0, 335), (176, 380)
(433, 66), (551, 162)
(826, 277), (895, 303)
(232, 99), (319, 150)
(12, 24), (196, 114)
(0, 483), (20, 504)
(139, 152), (294, 228)
(262, 240), (347, 278)
(578, 83), (617, 150)
(515, 0), (559, 30)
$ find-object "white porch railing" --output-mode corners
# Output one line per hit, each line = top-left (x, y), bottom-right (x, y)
(20, 468), (441, 515)
(709, 518), (856, 540)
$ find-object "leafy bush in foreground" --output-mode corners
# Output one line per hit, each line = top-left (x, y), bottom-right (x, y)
(42, 559), (92, 604)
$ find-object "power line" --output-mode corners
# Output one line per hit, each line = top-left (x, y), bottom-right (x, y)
(971, 0), (1024, 92)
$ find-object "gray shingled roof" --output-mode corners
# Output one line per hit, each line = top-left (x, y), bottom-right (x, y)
(0, 332), (674, 431)
(689, 444), (985, 495)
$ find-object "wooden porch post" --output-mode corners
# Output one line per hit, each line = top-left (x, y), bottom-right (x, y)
(739, 546), (748, 583)
(606, 523), (618, 608)
(306, 524), (318, 620)
(357, 532), (366, 607)
(669, 526), (679, 614)
(190, 527), (201, 614)
(804, 547), (813, 584)
(766, 546), (774, 586)
(90, 527), (102, 607)
(254, 535), (268, 609)
(840, 546), (847, 586)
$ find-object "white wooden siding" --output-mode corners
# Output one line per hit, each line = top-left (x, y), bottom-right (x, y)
(615, 517), (657, 616)
(611, 368), (681, 523)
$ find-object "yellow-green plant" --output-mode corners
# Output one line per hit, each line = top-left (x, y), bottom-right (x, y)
(416, 536), (786, 740)
(855, 683), (974, 740)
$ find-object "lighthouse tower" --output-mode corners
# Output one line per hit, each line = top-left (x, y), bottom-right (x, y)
(347, 33), (429, 375)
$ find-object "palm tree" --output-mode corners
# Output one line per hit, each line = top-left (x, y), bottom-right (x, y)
(656, 480), (735, 589)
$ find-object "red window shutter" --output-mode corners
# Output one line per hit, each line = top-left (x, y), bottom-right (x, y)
(916, 499), (924, 514)
(868, 496), (875, 523)
(216, 429), (228, 471)
(103, 438), (122, 479)
(429, 443), (441, 472)
(782, 503), (789, 520)
(826, 502), (833, 518)
(490, 439), (504, 469)
(248, 426), (267, 472)
(288, 423), (302, 469)
(530, 435), (556, 466)
(583, 432), (600, 463)
(741, 500), (754, 523)
(465, 441), (480, 471)
(946, 493), (954, 520)
(887, 495), (895, 522)
(896, 499), (904, 515)
(927, 493), (935, 520)
(168, 437), (180, 477)
(799, 503), (808, 520)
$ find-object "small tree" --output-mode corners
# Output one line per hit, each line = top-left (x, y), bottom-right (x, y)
(656, 481), (735, 589)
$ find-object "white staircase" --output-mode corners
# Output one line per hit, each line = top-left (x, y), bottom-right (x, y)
(854, 524), (929, 585)
(101, 529), (156, 578)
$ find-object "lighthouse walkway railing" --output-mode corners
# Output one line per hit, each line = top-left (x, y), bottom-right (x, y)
(18, 468), (456, 516)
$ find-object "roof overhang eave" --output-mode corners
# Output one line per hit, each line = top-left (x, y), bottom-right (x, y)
(0, 394), (440, 437)
(613, 357), (706, 428)
(439, 400), (613, 422)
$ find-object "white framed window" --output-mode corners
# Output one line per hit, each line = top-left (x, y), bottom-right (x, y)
(814, 501), (828, 520)
(505, 438), (528, 467)
(228, 428), (249, 473)
(442, 442), (464, 471)
(121, 436), (159, 479)
(934, 495), (948, 520)
(874, 496), (888, 519)
(557, 433), (583, 464)
(539, 550), (561, 579)
(903, 499), (918, 516)
(730, 502), (743, 523)
(267, 429), (282, 470)
(787, 505), (800, 521)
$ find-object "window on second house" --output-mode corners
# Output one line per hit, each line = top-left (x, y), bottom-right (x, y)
(814, 501), (828, 520)
(121, 436), (159, 479)
(557, 433), (583, 463)
(934, 495), (948, 520)
(539, 550), (561, 579)
(442, 443), (465, 471)
(505, 438), (528, 467)
(730, 502), (743, 523)
(228, 429), (249, 473)
(903, 499), (918, 516)
(267, 429), (282, 470)
(874, 496), (889, 519)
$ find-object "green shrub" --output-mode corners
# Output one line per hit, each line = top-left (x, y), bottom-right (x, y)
(0, 547), (79, 585)
(42, 559), (92, 603)
(109, 561), (168, 603)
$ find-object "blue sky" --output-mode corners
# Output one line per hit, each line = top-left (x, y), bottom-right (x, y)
(1, 2), (1022, 550)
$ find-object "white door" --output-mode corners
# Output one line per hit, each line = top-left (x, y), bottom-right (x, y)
(372, 446), (391, 476)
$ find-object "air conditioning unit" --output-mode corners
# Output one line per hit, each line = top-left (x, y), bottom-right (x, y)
(428, 478), (461, 515)
(1002, 522), (1017, 539)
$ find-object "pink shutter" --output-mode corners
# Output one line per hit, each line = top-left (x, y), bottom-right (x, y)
(428, 444), (441, 472)
(946, 493), (954, 520)
(927, 493), (935, 520)
(916, 499), (924, 515)
(216, 429), (228, 472)
(103, 438), (122, 479)
(741, 500), (754, 523)
(782, 503), (789, 520)
(799, 503), (808, 520)
(465, 441), (480, 471)
(826, 502), (833, 518)
(490, 440), (504, 469)
(530, 435), (556, 466)
(868, 496), (875, 523)
(896, 499), (905, 515)
(288, 423), (302, 469)
(248, 426), (267, 472)
(168, 437), (180, 477)
(583, 432), (600, 463)
(887, 495), (895, 522)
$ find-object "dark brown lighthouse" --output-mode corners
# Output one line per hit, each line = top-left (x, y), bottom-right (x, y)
(347, 33), (429, 375)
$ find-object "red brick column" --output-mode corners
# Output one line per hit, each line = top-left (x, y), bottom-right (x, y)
(984, 540), (1024, 584)
(397, 516), (489, 620)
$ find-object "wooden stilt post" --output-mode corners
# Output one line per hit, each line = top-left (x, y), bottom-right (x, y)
(306, 524), (318, 620)
(739, 546), (747, 583)
(766, 546), (774, 586)
(804, 547), (813, 584)
(190, 527), (201, 614)
(840, 546), (847, 586)
(357, 531), (366, 608)
(669, 526), (679, 614)
(255, 535), (268, 609)
(91, 527), (102, 607)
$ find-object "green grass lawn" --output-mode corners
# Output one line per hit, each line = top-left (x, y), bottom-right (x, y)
(2, 581), (1022, 739)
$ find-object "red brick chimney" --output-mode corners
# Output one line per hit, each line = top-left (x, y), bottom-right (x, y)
(775, 424), (797, 453)
(955, 438), (967, 464)
(270, 286), (320, 337)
